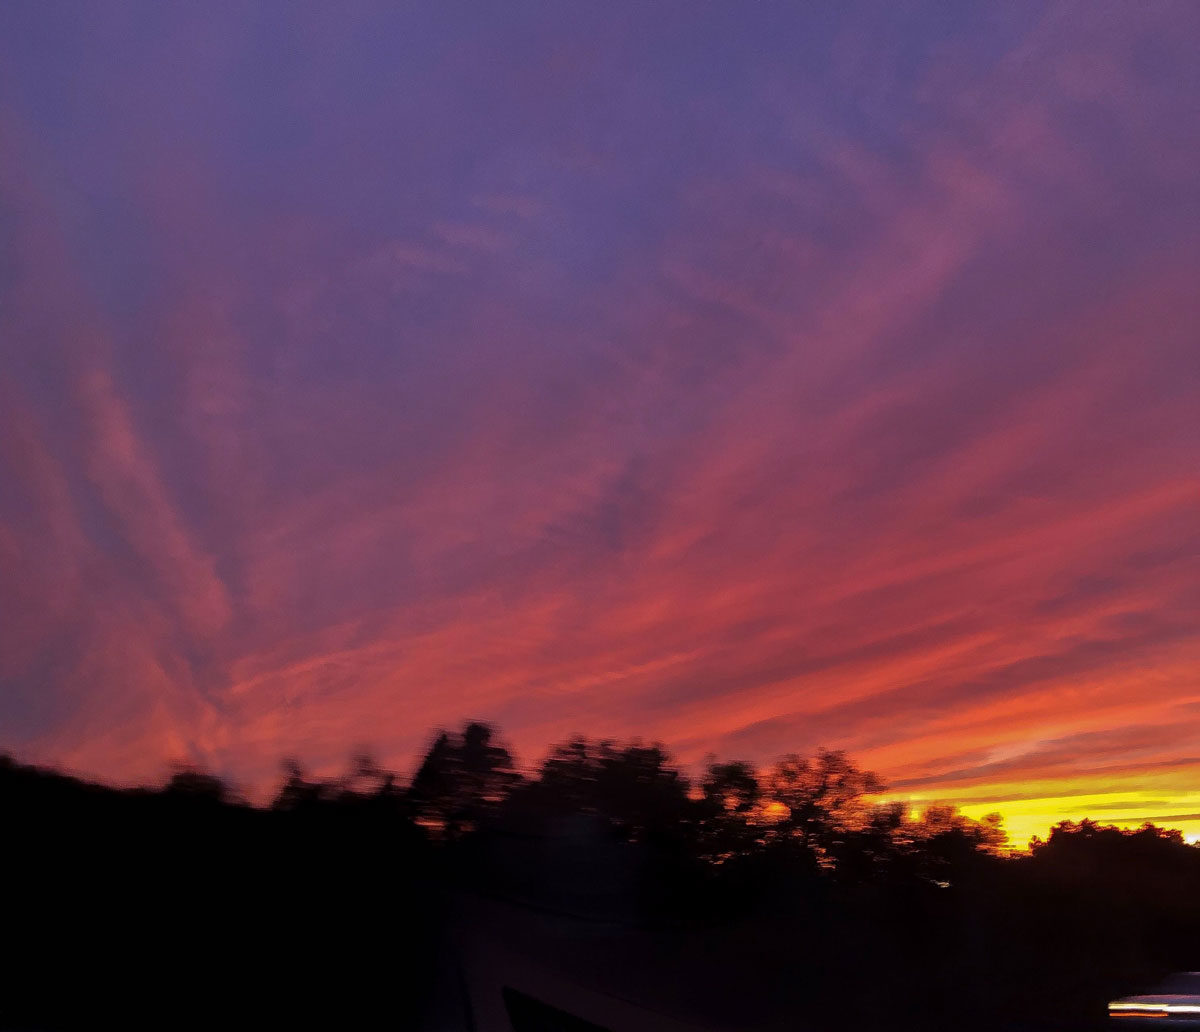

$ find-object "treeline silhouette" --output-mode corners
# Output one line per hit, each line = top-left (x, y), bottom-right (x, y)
(3, 722), (1198, 1031)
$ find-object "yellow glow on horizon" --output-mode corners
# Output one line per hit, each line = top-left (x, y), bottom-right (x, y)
(882, 771), (1200, 849)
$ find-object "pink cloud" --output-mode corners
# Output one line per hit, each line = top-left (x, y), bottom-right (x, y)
(0, 1), (1195, 844)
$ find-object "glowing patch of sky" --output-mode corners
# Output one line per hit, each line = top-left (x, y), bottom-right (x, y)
(1, 1), (1197, 844)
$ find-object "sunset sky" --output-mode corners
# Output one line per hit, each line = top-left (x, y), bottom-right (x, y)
(1, 2), (1197, 847)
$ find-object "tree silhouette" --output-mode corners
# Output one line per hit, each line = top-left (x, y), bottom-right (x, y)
(164, 763), (236, 803)
(762, 748), (884, 862)
(3, 729), (1197, 1032)
(409, 721), (520, 837)
(697, 759), (763, 862)
(271, 757), (332, 812)
(515, 735), (691, 845)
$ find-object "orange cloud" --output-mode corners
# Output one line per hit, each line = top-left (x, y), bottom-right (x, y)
(0, 2), (1195, 846)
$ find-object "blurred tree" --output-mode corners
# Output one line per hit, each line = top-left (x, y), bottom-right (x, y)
(697, 759), (762, 862)
(828, 799), (911, 881)
(910, 805), (1007, 878)
(519, 736), (690, 845)
(6, 730), (1197, 1032)
(763, 748), (884, 862)
(271, 758), (331, 812)
(409, 721), (520, 838)
(163, 764), (234, 804)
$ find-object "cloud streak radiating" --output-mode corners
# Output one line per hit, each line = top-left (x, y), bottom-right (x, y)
(1, 1), (1197, 842)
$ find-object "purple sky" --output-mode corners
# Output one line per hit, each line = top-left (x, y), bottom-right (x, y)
(1, 1), (1197, 843)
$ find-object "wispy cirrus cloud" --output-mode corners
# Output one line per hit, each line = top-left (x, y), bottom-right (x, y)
(0, 2), (1195, 841)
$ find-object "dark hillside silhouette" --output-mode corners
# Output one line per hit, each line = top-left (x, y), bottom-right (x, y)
(3, 725), (1198, 1031)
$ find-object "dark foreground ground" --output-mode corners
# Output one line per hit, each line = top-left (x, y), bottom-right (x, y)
(4, 752), (1197, 1031)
